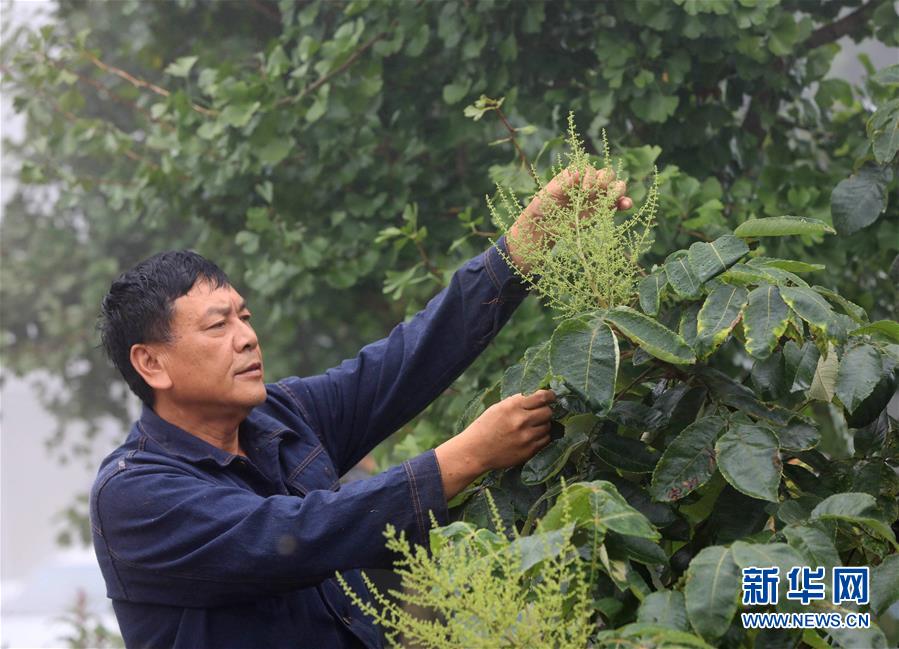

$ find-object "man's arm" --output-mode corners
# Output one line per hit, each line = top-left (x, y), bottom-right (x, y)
(278, 234), (531, 476)
(91, 454), (446, 607)
(279, 166), (630, 477)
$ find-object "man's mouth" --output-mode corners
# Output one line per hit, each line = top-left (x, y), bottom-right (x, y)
(236, 362), (262, 376)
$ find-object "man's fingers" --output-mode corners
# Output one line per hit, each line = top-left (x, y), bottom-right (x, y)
(617, 196), (633, 211)
(531, 432), (552, 451)
(525, 406), (554, 425)
(521, 389), (556, 409)
(609, 179), (627, 199)
(594, 167), (615, 189)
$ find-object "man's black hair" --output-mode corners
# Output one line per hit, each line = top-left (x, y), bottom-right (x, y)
(98, 250), (231, 407)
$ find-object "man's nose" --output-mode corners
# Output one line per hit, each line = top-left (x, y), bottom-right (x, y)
(235, 318), (259, 351)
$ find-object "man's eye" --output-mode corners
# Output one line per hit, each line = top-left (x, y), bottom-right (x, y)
(241, 314), (252, 321)
(211, 321), (226, 329)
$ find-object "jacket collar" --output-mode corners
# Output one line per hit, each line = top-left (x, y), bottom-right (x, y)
(137, 403), (258, 467)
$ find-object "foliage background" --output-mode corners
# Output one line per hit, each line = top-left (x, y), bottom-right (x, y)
(1, 1), (897, 644)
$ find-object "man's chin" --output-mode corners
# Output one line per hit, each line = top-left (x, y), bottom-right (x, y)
(246, 383), (268, 407)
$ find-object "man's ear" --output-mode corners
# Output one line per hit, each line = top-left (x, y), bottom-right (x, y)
(130, 343), (173, 392)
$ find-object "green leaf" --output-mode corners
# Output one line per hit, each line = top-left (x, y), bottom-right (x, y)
(753, 257), (825, 273)
(500, 363), (523, 399)
(521, 428), (589, 485)
(548, 316), (618, 413)
(454, 382), (500, 434)
(870, 553), (899, 615)
(650, 416), (725, 502)
(678, 303), (700, 349)
(768, 13), (799, 55)
(872, 63), (899, 85)
(595, 624), (714, 649)
(743, 285), (790, 360)
(783, 525), (841, 569)
(542, 480), (659, 540)
(811, 493), (898, 548)
(508, 524), (574, 573)
(851, 320), (899, 343)
(637, 590), (689, 631)
(592, 431), (661, 473)
(699, 367), (794, 426)
(685, 546), (741, 641)
(811, 286), (867, 323)
(607, 401), (665, 433)
(405, 23), (429, 57)
(731, 541), (805, 582)
(846, 371), (897, 428)
(715, 423), (782, 502)
(836, 344), (882, 414)
(442, 79), (471, 104)
(306, 95), (327, 123)
(519, 341), (551, 395)
(665, 252), (702, 298)
(788, 341), (820, 393)
(831, 166), (893, 234)
(777, 420), (820, 451)
(256, 138), (293, 165)
(869, 101), (899, 163)
(463, 94), (503, 121)
(807, 344), (839, 402)
(221, 101), (261, 128)
(687, 235), (749, 283)
(429, 520), (475, 554)
(639, 270), (666, 316)
(254, 181), (273, 204)
(164, 55), (198, 77)
(631, 90), (679, 123)
(235, 230), (259, 254)
(606, 531), (668, 565)
(751, 350), (787, 401)
(605, 306), (696, 365)
(696, 285), (748, 357)
(720, 263), (780, 286)
(780, 286), (839, 336)
(734, 216), (835, 238)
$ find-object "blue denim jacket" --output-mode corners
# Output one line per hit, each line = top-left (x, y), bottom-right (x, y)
(90, 236), (531, 649)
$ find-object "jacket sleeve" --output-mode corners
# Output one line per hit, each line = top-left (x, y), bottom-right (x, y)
(91, 450), (447, 607)
(277, 235), (532, 475)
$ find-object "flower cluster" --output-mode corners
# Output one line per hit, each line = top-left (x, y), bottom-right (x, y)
(489, 113), (658, 319)
(336, 487), (594, 648)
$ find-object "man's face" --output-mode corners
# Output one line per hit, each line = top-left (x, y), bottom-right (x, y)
(154, 280), (266, 412)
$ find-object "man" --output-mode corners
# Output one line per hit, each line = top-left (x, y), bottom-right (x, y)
(91, 167), (630, 648)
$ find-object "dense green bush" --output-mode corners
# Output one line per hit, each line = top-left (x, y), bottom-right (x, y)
(337, 117), (899, 646)
(453, 217), (898, 647)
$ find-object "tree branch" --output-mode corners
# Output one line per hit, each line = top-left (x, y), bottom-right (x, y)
(742, 1), (883, 139)
(494, 107), (538, 183)
(82, 51), (217, 117)
(276, 25), (394, 107)
(42, 54), (171, 131)
(801, 0), (886, 52)
(248, 0), (281, 23)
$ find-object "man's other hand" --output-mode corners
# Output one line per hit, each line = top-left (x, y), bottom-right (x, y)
(434, 389), (556, 500)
